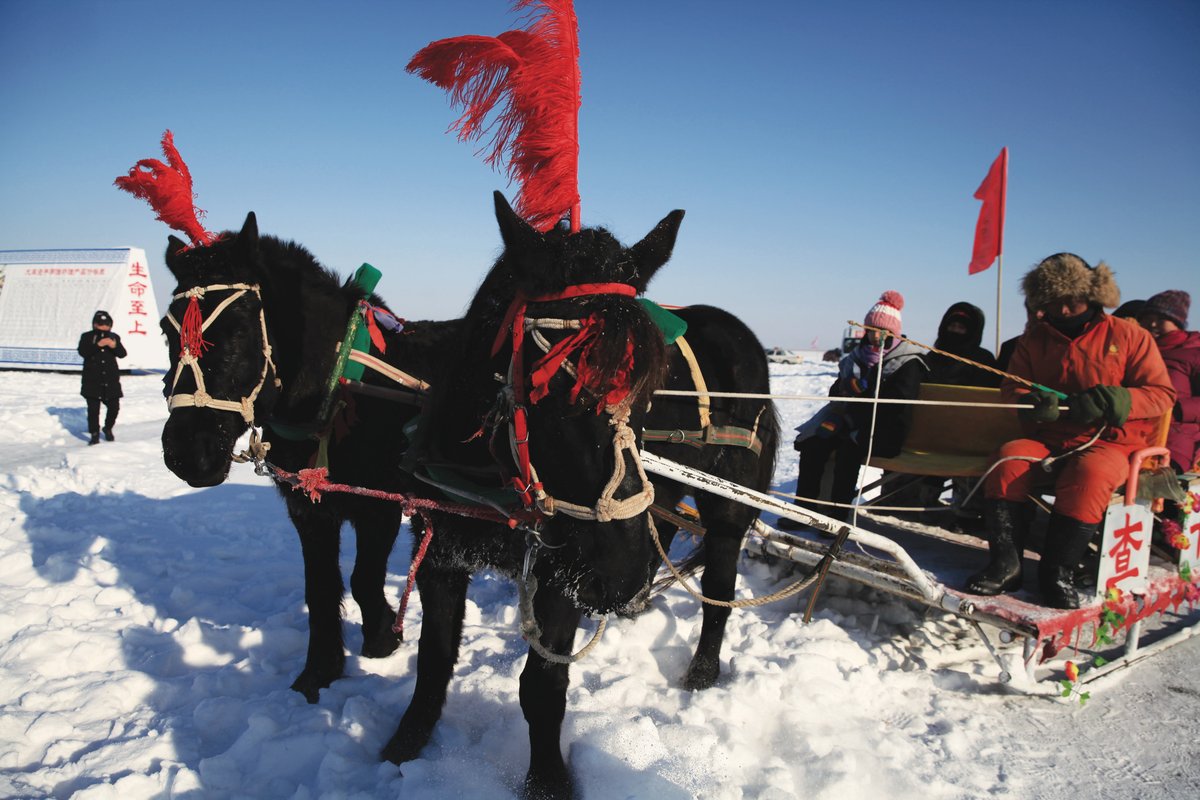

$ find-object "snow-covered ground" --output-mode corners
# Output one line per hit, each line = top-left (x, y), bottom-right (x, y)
(2, 364), (1198, 800)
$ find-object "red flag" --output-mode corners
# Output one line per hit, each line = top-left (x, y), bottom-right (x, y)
(969, 147), (1007, 274)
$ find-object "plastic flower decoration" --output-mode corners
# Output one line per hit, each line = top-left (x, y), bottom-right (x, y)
(1058, 660), (1092, 705)
(1163, 518), (1189, 550)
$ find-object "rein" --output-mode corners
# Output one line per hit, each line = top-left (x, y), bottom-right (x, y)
(165, 283), (279, 424)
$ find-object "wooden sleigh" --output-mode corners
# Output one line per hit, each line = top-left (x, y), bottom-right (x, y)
(641, 383), (1200, 690)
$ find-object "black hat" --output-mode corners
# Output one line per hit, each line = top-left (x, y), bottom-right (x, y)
(1112, 299), (1146, 320)
(93, 310), (113, 326)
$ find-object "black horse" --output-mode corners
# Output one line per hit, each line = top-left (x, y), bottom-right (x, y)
(644, 305), (779, 690)
(155, 198), (776, 800)
(384, 192), (777, 798)
(156, 212), (461, 702)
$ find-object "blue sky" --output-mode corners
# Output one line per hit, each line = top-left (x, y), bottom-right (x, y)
(2, 0), (1197, 351)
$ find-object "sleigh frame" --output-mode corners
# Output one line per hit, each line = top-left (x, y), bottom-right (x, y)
(640, 383), (1200, 692)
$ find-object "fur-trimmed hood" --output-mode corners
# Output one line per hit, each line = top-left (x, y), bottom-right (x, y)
(1021, 253), (1120, 310)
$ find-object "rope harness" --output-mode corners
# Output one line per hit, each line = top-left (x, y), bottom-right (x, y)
(165, 283), (279, 424)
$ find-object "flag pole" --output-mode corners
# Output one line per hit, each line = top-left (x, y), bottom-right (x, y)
(995, 146), (1008, 358)
(995, 252), (1003, 356)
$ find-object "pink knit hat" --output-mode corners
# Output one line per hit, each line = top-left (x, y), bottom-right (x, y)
(864, 291), (904, 336)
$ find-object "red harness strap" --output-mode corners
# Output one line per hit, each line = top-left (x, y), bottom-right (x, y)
(490, 283), (639, 508)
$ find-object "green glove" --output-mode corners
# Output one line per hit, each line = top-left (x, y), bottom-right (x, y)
(1068, 385), (1132, 426)
(1019, 389), (1061, 423)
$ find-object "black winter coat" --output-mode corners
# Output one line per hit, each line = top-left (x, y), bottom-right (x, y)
(925, 301), (1001, 387)
(78, 329), (127, 399)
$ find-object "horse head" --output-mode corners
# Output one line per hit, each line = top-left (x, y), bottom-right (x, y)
(159, 212), (282, 486)
(431, 192), (685, 615)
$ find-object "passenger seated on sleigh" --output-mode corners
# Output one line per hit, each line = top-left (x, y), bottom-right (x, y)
(889, 301), (1001, 523)
(779, 291), (927, 528)
(1138, 290), (1200, 477)
(965, 254), (1175, 608)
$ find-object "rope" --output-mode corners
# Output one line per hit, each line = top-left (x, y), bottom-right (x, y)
(850, 320), (1068, 399)
(766, 425), (1110, 519)
(653, 389), (1050, 410)
(517, 572), (609, 664)
(650, 514), (824, 608)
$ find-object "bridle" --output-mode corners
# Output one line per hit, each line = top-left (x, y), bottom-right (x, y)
(488, 283), (656, 523)
(164, 283), (280, 425)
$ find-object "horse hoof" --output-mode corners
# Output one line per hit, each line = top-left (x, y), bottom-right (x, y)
(523, 766), (574, 800)
(683, 657), (720, 691)
(290, 677), (323, 704)
(381, 727), (428, 765)
(361, 629), (401, 659)
(290, 660), (343, 704)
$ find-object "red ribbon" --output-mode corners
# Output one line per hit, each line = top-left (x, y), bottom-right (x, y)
(491, 283), (638, 358)
(490, 282), (639, 505)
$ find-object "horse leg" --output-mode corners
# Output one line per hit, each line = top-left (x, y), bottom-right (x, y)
(286, 499), (346, 703)
(521, 588), (581, 800)
(683, 494), (751, 691)
(382, 564), (469, 765)
(349, 505), (403, 658)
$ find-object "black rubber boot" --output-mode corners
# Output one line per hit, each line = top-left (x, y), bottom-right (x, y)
(103, 427), (114, 442)
(88, 432), (100, 446)
(1039, 513), (1099, 609)
(964, 499), (1029, 595)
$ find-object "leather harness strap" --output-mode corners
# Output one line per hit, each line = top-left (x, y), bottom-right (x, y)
(643, 333), (764, 455)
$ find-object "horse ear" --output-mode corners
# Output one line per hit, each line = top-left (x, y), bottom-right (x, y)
(238, 211), (260, 261)
(493, 190), (541, 253)
(240, 211), (258, 243)
(626, 210), (685, 291)
(165, 236), (188, 274)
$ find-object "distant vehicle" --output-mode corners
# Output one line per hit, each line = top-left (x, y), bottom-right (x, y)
(764, 347), (804, 364)
(841, 326), (864, 354)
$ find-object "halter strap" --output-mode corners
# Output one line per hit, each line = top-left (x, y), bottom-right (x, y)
(491, 282), (638, 358)
(165, 283), (278, 424)
(488, 282), (655, 522)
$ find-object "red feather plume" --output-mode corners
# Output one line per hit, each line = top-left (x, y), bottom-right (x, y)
(407, 0), (582, 233)
(114, 130), (216, 248)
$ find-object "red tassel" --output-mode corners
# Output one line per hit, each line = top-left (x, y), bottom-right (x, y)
(407, 0), (581, 232)
(115, 130), (216, 247)
(179, 295), (211, 358)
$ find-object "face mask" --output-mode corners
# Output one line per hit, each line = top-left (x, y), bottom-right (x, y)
(1048, 305), (1096, 337)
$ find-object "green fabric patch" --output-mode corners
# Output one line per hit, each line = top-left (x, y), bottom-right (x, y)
(401, 415), (519, 507)
(638, 298), (687, 344)
(352, 262), (382, 293)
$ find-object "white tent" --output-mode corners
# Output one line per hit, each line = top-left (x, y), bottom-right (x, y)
(0, 248), (168, 371)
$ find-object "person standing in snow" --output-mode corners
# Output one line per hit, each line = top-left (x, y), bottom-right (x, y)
(1138, 290), (1200, 474)
(78, 310), (126, 446)
(779, 291), (927, 527)
(965, 254), (1175, 608)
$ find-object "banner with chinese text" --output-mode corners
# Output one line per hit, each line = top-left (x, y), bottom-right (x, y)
(0, 248), (168, 371)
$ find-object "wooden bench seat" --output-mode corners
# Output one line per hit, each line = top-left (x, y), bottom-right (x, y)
(867, 382), (1172, 479)
(868, 384), (1022, 477)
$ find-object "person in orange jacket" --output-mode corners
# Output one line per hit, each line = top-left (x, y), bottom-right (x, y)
(965, 253), (1176, 608)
